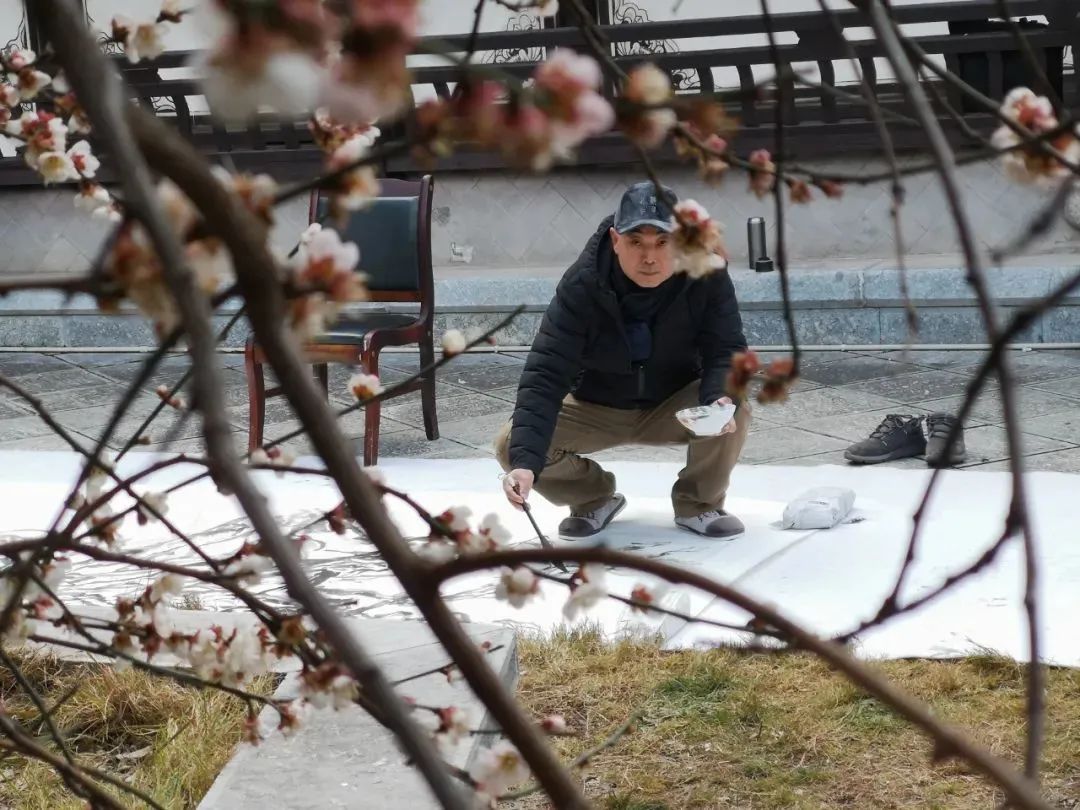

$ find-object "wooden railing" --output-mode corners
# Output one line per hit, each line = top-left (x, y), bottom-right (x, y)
(0, 0), (1075, 184)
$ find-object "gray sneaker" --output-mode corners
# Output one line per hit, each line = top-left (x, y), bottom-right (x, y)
(925, 412), (967, 467)
(558, 494), (627, 540)
(675, 510), (745, 539)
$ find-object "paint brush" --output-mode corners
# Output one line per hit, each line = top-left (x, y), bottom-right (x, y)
(514, 483), (569, 574)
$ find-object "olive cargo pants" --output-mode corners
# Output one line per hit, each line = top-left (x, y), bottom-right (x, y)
(494, 381), (751, 518)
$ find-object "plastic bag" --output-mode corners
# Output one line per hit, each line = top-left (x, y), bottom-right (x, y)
(781, 487), (856, 530)
(675, 402), (737, 436)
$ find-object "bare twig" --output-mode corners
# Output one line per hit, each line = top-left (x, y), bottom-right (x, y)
(862, 0), (1043, 779)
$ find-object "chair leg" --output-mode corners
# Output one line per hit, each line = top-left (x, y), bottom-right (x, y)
(244, 341), (266, 451)
(361, 349), (380, 467)
(314, 363), (329, 401)
(419, 331), (440, 441)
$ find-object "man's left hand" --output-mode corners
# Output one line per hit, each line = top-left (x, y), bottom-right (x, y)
(714, 396), (738, 436)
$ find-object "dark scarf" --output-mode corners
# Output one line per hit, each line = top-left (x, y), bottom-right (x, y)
(611, 262), (682, 363)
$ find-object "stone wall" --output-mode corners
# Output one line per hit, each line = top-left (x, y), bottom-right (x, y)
(4, 154), (1073, 282)
(429, 156), (1080, 271)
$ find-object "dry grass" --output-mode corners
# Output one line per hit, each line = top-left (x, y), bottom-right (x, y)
(0, 649), (274, 809)
(513, 629), (1080, 809)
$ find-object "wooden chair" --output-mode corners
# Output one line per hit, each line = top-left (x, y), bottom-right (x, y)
(244, 176), (439, 466)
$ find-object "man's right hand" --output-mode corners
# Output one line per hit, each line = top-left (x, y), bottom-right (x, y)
(502, 469), (535, 509)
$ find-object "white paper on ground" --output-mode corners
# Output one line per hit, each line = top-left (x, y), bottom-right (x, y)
(2, 453), (1078, 665)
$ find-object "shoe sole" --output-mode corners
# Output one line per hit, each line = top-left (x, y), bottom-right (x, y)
(844, 445), (925, 465)
(675, 523), (744, 540)
(558, 496), (627, 541)
(926, 453), (968, 468)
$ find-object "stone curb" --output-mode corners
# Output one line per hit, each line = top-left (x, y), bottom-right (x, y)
(2, 264), (1078, 346)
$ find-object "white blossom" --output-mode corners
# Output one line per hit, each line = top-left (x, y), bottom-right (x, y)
(469, 740), (530, 795)
(137, 491), (169, 524)
(328, 136), (380, 210)
(114, 16), (168, 63)
(16, 69), (51, 100)
(435, 706), (471, 750)
(441, 505), (473, 534)
(563, 564), (608, 621)
(41, 556), (71, 591)
(148, 572), (185, 603)
(303, 673), (358, 711)
(293, 227), (360, 276)
(494, 567), (539, 609)
(417, 539), (457, 564)
(75, 184), (111, 213)
(224, 553), (275, 585)
(37, 151), (78, 184)
(441, 329), (467, 357)
(478, 513), (511, 547)
(348, 372), (383, 401)
(67, 140), (100, 178)
(199, 49), (324, 122)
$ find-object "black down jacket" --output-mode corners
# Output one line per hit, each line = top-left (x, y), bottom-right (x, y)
(508, 216), (748, 477)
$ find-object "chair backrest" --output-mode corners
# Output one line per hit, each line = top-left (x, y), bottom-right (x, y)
(308, 176), (434, 307)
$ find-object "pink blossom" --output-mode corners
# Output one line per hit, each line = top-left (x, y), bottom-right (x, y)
(352, 0), (420, 36)
(535, 49), (603, 94)
(620, 63), (676, 148)
(540, 714), (567, 734)
(15, 69), (50, 100)
(4, 48), (36, 71)
(629, 582), (656, 613)
(747, 149), (776, 199)
(1000, 86), (1056, 132)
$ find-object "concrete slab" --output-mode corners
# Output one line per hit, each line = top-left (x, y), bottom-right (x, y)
(27, 605), (517, 810)
(198, 619), (516, 810)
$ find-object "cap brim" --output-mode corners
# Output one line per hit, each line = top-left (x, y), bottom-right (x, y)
(615, 218), (674, 234)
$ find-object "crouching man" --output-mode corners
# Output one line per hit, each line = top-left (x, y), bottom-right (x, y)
(494, 181), (751, 540)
